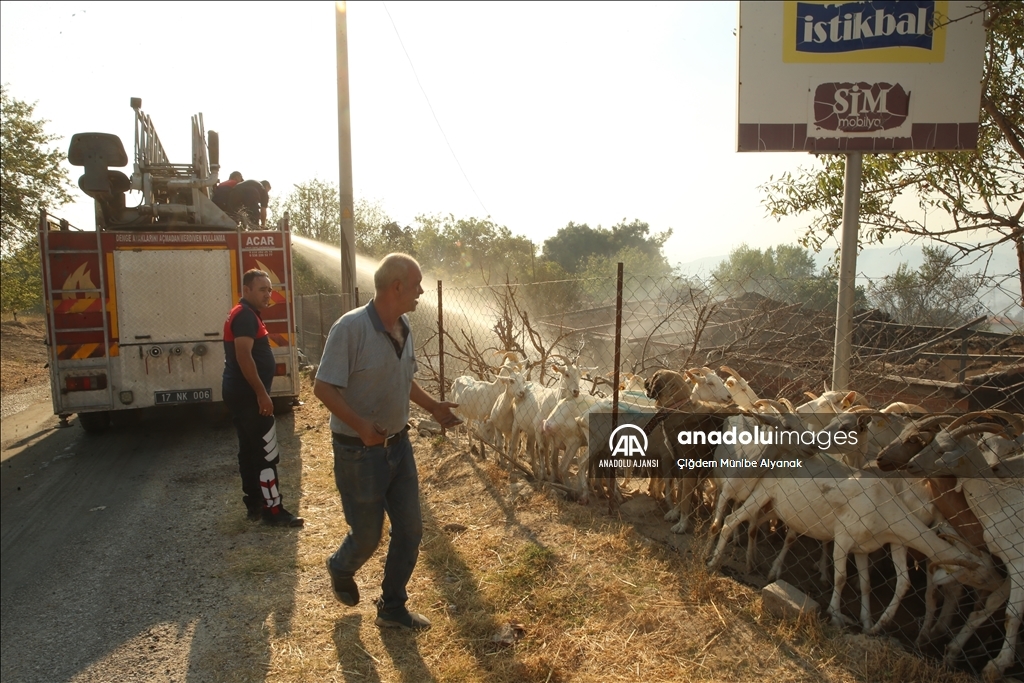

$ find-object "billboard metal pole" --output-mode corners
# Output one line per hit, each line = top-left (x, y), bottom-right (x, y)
(832, 152), (862, 392)
(336, 1), (356, 313)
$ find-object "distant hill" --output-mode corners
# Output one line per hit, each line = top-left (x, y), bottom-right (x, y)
(675, 243), (1022, 318)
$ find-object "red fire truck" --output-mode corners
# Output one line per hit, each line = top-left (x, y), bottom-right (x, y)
(39, 98), (300, 432)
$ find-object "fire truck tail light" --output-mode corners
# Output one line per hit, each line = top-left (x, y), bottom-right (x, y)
(275, 363), (287, 376)
(65, 374), (108, 392)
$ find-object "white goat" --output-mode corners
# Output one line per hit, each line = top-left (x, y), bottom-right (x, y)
(540, 393), (605, 484)
(450, 354), (525, 456)
(794, 389), (867, 431)
(708, 448), (993, 634)
(508, 356), (589, 478)
(477, 365), (526, 455)
(685, 367), (733, 404)
(719, 365), (760, 410)
(905, 420), (1024, 682)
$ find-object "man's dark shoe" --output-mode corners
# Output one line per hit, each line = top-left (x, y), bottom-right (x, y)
(375, 603), (432, 631)
(246, 508), (262, 522)
(261, 507), (304, 527)
(326, 559), (359, 606)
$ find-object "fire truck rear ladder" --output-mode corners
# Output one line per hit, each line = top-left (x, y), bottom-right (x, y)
(40, 213), (115, 414)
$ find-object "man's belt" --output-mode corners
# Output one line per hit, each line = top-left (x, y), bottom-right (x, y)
(332, 424), (410, 448)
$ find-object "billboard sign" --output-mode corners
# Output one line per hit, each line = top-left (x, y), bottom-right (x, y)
(738, 1), (986, 152)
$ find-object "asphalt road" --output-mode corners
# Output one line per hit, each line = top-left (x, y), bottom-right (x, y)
(1, 400), (299, 682)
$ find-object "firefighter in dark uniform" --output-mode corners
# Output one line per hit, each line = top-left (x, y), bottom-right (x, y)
(222, 268), (303, 526)
(226, 179), (271, 229)
(212, 170), (243, 212)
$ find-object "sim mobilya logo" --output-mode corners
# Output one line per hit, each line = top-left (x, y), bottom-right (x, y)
(783, 1), (947, 63)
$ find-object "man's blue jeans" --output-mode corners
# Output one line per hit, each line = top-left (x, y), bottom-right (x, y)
(328, 431), (422, 613)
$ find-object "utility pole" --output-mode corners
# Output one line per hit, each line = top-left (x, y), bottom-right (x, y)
(336, 1), (356, 311)
(832, 152), (862, 392)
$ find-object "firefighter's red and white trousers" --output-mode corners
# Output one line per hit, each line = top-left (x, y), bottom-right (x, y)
(223, 387), (283, 515)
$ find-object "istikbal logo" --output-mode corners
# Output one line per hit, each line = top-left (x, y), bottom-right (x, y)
(782, 1), (947, 63)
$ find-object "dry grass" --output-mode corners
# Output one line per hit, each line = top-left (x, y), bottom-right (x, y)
(205, 382), (982, 683)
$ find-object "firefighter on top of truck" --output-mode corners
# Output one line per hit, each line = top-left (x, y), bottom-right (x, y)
(226, 179), (271, 229)
(212, 171), (243, 213)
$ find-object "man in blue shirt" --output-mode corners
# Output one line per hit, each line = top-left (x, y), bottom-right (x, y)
(314, 253), (460, 629)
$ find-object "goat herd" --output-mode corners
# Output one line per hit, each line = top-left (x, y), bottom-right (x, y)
(449, 352), (1023, 681)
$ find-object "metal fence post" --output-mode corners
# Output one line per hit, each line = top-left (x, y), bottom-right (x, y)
(354, 286), (360, 308)
(609, 262), (625, 512)
(318, 292), (326, 363)
(296, 294), (304, 359)
(612, 263), (624, 429)
(438, 279), (445, 402)
(437, 279), (445, 436)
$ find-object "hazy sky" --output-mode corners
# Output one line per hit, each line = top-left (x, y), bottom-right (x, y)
(0, 1), (886, 265)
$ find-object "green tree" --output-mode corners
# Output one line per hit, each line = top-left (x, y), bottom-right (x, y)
(0, 241), (43, 316)
(1, 85), (74, 250)
(711, 243), (864, 311)
(578, 245), (675, 303)
(354, 198), (408, 257)
(541, 219), (672, 275)
(412, 213), (534, 284)
(520, 258), (582, 316)
(760, 2), (1024, 300)
(270, 181), (402, 257)
(1, 85), (73, 316)
(271, 178), (340, 243)
(868, 245), (985, 326)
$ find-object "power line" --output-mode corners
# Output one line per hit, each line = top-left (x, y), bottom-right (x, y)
(381, 1), (490, 216)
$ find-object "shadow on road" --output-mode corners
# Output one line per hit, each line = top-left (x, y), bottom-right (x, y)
(0, 403), (304, 682)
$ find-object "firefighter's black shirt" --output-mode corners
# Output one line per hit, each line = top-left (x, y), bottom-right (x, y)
(222, 298), (275, 393)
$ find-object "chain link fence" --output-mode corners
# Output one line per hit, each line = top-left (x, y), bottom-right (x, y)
(297, 262), (1022, 679)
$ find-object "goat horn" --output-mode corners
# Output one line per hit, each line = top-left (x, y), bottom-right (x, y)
(936, 533), (979, 556)
(549, 354), (571, 365)
(910, 413), (960, 432)
(945, 411), (1002, 433)
(846, 405), (877, 414)
(881, 402), (927, 415)
(949, 422), (1008, 441)
(804, 391), (819, 401)
(978, 409), (1024, 437)
(777, 397), (795, 412)
(747, 411), (784, 429)
(719, 365), (741, 380)
(756, 399), (788, 414)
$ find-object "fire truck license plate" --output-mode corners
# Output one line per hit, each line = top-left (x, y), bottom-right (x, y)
(155, 389), (213, 404)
